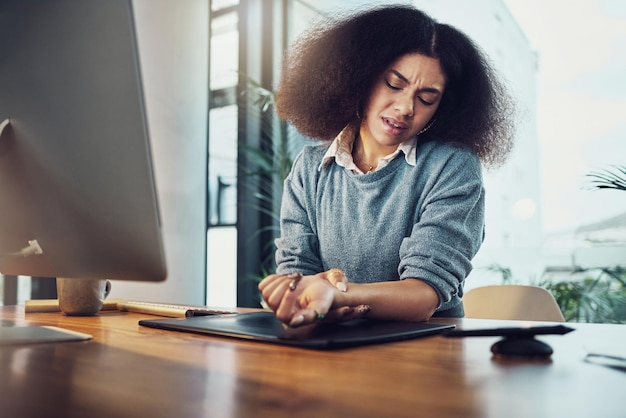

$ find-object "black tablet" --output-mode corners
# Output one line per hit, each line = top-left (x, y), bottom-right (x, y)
(139, 311), (454, 349)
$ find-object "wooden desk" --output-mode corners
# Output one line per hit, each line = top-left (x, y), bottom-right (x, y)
(0, 305), (624, 418)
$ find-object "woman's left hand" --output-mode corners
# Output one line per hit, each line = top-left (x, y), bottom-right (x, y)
(322, 268), (349, 292)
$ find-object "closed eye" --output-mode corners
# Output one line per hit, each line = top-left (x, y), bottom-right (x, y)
(385, 73), (440, 106)
(385, 79), (402, 91)
(418, 96), (435, 106)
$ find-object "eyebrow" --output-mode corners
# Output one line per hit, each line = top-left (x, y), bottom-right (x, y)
(388, 69), (442, 94)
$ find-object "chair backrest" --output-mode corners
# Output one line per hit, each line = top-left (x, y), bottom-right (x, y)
(462, 285), (565, 322)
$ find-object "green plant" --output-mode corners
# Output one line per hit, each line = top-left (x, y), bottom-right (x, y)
(573, 164), (626, 322)
(481, 263), (626, 323)
(482, 264), (514, 284)
(585, 164), (626, 192)
(476, 164), (626, 323)
(538, 267), (626, 323)
(238, 75), (302, 277)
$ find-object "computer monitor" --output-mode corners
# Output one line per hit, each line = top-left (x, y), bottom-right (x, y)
(0, 0), (167, 282)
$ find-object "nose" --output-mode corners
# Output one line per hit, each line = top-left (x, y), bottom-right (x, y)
(394, 95), (414, 118)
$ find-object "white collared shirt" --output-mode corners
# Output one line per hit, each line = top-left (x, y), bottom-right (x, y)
(318, 124), (418, 174)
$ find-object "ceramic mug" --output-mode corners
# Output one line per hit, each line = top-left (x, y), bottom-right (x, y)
(56, 278), (112, 316)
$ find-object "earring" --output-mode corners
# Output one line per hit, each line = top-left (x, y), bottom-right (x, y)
(418, 118), (436, 135)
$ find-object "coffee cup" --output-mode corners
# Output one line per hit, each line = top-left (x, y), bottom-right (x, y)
(56, 278), (112, 316)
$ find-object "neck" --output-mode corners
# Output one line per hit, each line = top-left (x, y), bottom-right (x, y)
(352, 137), (374, 173)
(352, 134), (395, 173)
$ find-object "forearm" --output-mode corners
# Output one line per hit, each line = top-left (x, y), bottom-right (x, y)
(333, 278), (439, 322)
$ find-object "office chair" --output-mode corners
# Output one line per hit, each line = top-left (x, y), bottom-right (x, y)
(462, 284), (565, 322)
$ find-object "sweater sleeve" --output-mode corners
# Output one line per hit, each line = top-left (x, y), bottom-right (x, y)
(398, 148), (485, 312)
(274, 148), (325, 275)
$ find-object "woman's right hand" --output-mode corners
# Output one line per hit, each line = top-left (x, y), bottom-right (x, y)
(258, 272), (336, 326)
(258, 270), (370, 327)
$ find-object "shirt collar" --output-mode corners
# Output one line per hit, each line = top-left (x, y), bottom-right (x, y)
(318, 124), (418, 172)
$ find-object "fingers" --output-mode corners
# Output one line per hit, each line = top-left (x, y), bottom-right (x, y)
(259, 271), (352, 328)
(289, 304), (371, 327)
(340, 304), (372, 322)
(284, 280), (332, 326)
(324, 305), (371, 322)
(325, 268), (348, 292)
(288, 272), (303, 291)
(258, 272), (302, 292)
(258, 272), (301, 311)
(289, 306), (327, 327)
(322, 306), (352, 322)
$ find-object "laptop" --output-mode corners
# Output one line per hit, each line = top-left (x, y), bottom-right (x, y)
(139, 311), (455, 349)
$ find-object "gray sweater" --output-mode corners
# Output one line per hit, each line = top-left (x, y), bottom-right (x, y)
(275, 140), (485, 317)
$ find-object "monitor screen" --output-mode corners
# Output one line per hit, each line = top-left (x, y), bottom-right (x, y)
(0, 0), (167, 282)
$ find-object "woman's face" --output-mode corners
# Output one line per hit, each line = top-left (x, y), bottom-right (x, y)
(360, 53), (445, 150)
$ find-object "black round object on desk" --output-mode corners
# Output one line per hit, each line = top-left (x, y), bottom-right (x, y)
(491, 336), (554, 359)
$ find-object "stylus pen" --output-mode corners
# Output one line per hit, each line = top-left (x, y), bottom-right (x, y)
(444, 324), (575, 338)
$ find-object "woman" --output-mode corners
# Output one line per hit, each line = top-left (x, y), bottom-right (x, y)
(259, 5), (515, 327)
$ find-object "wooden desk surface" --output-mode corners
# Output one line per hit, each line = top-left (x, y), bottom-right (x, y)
(0, 305), (624, 418)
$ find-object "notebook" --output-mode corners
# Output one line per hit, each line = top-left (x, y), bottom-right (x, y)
(139, 311), (454, 349)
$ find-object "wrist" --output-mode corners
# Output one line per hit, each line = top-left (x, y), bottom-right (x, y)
(332, 282), (357, 308)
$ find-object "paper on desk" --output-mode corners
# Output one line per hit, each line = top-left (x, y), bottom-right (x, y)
(0, 326), (92, 345)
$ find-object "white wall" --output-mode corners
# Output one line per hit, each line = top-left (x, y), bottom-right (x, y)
(108, 0), (209, 304)
(413, 0), (543, 288)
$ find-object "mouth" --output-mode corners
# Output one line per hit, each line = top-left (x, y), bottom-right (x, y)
(383, 117), (407, 129)
(382, 117), (408, 134)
